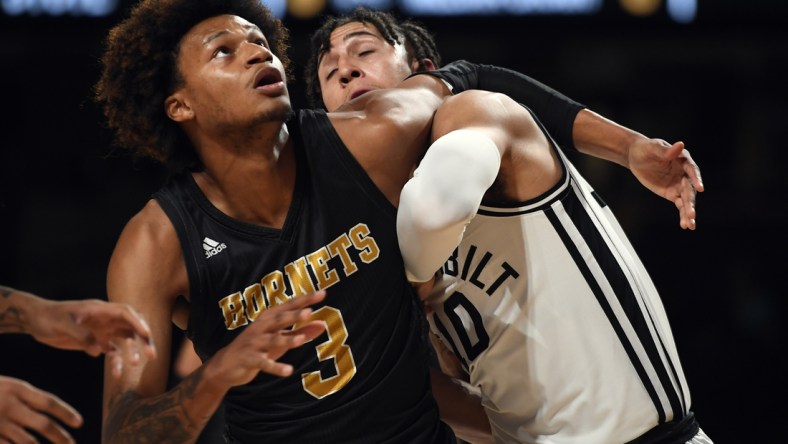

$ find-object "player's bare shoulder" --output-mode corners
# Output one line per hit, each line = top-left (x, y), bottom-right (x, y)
(116, 199), (180, 254)
(108, 198), (188, 304)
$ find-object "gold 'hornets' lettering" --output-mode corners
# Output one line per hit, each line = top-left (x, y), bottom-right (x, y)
(296, 306), (356, 399)
(218, 223), (380, 329)
(285, 257), (317, 295)
(307, 247), (337, 289)
(350, 223), (379, 263)
(218, 291), (247, 330)
(263, 270), (289, 307)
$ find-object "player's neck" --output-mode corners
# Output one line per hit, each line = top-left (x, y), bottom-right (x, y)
(194, 134), (296, 228)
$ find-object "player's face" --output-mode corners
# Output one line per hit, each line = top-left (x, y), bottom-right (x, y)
(317, 21), (417, 111)
(168, 14), (291, 130)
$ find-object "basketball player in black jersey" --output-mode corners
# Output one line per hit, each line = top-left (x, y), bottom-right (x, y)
(0, 285), (155, 444)
(93, 0), (498, 442)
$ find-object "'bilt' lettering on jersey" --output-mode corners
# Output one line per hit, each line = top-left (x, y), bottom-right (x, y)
(441, 243), (520, 296)
(218, 223), (380, 329)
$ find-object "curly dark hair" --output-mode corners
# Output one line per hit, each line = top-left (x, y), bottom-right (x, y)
(304, 7), (441, 109)
(94, 0), (291, 173)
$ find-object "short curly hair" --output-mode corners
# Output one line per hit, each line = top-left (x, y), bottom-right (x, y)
(94, 0), (291, 173)
(304, 7), (441, 109)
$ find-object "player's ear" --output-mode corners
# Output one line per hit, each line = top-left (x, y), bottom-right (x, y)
(165, 91), (194, 122)
(413, 58), (437, 72)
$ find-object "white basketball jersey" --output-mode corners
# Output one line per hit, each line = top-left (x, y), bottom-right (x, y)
(425, 147), (692, 444)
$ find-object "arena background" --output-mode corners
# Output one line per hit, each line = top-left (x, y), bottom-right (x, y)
(1, 0), (786, 442)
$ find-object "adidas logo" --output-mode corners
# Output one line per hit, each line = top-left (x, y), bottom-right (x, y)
(203, 237), (227, 259)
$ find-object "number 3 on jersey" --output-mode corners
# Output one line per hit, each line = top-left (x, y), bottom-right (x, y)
(431, 291), (490, 372)
(294, 306), (357, 399)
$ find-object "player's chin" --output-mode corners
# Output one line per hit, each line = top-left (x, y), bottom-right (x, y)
(259, 101), (294, 123)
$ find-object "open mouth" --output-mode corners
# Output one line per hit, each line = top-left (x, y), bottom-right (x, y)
(255, 68), (283, 88)
(350, 89), (371, 100)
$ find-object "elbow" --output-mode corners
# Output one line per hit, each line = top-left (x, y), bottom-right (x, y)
(402, 185), (478, 235)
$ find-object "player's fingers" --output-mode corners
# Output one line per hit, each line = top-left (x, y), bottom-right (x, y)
(76, 303), (156, 357)
(103, 338), (130, 378)
(275, 291), (326, 311)
(12, 404), (79, 444)
(17, 387), (82, 430)
(0, 422), (40, 444)
(250, 308), (315, 334)
(107, 328), (157, 361)
(110, 305), (154, 347)
(83, 342), (103, 358)
(675, 197), (686, 229)
(288, 321), (326, 342)
(24, 420), (73, 444)
(108, 352), (123, 379)
(257, 354), (294, 377)
(675, 199), (696, 231)
(243, 292), (326, 338)
(681, 149), (704, 193)
(106, 336), (140, 378)
(666, 141), (684, 159)
(106, 306), (157, 360)
(124, 336), (142, 366)
(262, 331), (311, 351)
(674, 197), (690, 230)
(681, 177), (697, 230)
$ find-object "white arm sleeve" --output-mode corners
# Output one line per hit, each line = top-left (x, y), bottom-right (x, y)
(397, 129), (502, 282)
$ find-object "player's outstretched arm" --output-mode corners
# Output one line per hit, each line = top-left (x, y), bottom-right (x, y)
(0, 285), (157, 374)
(572, 109), (704, 230)
(413, 62), (703, 229)
(414, 60), (585, 152)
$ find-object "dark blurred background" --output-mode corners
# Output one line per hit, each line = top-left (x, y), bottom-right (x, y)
(1, 0), (786, 442)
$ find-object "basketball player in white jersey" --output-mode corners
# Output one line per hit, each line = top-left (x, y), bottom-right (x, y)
(397, 89), (713, 443)
(309, 9), (709, 442)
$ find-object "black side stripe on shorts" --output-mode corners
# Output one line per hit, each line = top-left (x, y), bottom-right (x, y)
(647, 307), (689, 413)
(544, 185), (684, 423)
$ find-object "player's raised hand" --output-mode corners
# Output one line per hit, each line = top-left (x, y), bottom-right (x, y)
(205, 291), (327, 388)
(627, 138), (704, 230)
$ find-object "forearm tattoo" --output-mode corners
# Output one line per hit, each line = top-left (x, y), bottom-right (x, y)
(0, 286), (26, 333)
(103, 366), (208, 443)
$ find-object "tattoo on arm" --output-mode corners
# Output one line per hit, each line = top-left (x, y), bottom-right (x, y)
(0, 286), (26, 334)
(104, 367), (208, 443)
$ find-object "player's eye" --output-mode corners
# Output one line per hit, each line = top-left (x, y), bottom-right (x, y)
(213, 46), (232, 58)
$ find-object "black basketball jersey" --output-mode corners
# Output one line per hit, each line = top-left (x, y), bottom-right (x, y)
(154, 109), (454, 443)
